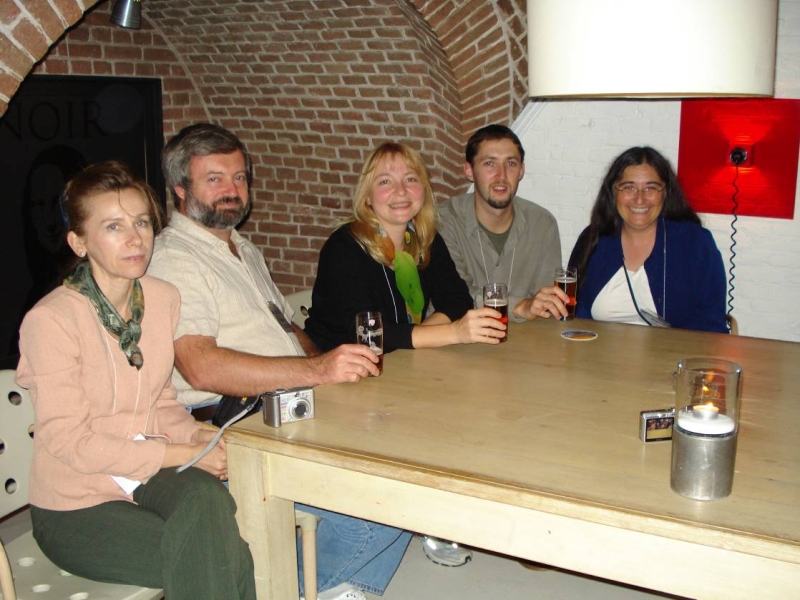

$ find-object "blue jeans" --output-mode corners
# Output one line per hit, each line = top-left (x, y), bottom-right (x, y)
(296, 504), (411, 596)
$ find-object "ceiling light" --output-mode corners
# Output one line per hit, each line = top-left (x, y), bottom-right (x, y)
(110, 0), (142, 30)
(527, 0), (778, 98)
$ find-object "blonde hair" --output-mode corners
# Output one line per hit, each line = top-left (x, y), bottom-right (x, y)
(349, 142), (437, 267)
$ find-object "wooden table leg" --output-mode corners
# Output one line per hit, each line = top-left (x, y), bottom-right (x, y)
(229, 442), (299, 600)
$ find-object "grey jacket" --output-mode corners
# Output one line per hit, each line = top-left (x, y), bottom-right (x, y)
(438, 193), (562, 321)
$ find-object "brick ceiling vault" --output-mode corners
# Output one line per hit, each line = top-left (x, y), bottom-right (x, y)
(0, 0), (529, 142)
(410, 0), (529, 143)
(0, 0), (529, 292)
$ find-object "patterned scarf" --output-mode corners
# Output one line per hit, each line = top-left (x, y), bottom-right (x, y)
(64, 261), (145, 369)
(380, 224), (424, 324)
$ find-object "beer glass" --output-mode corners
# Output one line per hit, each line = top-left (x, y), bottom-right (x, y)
(554, 267), (577, 321)
(482, 283), (509, 342)
(355, 311), (384, 375)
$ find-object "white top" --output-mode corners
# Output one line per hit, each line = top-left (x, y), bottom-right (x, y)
(591, 266), (657, 326)
(148, 212), (302, 407)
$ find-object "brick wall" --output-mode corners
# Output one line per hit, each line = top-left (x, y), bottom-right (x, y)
(0, 0), (528, 293)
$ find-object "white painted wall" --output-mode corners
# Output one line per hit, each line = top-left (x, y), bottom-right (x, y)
(515, 0), (800, 342)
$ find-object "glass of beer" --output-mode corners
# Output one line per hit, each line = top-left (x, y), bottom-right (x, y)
(482, 283), (509, 342)
(554, 267), (577, 321)
(355, 311), (384, 375)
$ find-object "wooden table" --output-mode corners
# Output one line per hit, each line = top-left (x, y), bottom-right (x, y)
(226, 319), (800, 600)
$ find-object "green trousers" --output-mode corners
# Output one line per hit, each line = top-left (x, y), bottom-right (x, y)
(30, 467), (255, 600)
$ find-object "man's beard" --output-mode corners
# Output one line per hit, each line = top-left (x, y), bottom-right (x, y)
(482, 182), (515, 210)
(185, 190), (250, 230)
(486, 197), (513, 210)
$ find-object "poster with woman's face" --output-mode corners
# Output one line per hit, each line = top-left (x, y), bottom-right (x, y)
(0, 75), (164, 367)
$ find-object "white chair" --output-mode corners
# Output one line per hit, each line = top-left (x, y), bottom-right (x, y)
(0, 370), (163, 600)
(285, 289), (313, 328)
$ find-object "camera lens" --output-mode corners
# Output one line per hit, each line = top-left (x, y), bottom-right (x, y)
(292, 400), (310, 418)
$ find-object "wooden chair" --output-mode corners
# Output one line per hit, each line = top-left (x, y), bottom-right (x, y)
(0, 370), (163, 600)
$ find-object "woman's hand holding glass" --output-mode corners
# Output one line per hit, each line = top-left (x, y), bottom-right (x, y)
(449, 307), (507, 344)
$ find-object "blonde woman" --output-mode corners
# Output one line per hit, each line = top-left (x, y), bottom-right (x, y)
(305, 142), (505, 352)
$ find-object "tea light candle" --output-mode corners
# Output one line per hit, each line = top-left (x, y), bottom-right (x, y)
(692, 403), (719, 420)
(677, 404), (735, 435)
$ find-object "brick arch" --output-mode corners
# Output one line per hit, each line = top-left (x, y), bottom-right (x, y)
(0, 0), (529, 292)
(410, 0), (529, 143)
(1, 0), (528, 142)
(0, 0), (100, 109)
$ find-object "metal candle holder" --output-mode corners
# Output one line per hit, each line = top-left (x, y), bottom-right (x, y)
(670, 358), (742, 501)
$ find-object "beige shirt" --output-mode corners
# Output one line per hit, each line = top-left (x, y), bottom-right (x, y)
(148, 212), (302, 407)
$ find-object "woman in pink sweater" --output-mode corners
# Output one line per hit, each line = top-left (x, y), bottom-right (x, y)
(16, 161), (255, 599)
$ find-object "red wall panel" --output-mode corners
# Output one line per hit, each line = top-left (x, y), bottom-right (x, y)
(678, 99), (800, 220)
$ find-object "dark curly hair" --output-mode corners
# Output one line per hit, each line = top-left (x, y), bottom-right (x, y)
(572, 146), (700, 282)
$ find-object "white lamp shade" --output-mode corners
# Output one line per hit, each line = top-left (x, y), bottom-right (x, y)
(527, 0), (778, 98)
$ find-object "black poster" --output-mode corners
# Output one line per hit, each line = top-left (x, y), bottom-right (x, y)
(0, 75), (164, 368)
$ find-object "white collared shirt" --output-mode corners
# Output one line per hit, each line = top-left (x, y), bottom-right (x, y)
(148, 212), (302, 407)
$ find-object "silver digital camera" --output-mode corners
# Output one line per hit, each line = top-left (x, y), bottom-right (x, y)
(262, 387), (315, 428)
(639, 407), (675, 442)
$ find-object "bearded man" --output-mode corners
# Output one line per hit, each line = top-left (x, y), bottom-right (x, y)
(438, 124), (568, 321)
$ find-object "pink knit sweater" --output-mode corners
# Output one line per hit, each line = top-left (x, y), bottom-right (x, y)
(16, 275), (201, 511)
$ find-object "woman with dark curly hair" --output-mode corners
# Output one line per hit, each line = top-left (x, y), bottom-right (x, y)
(569, 146), (727, 333)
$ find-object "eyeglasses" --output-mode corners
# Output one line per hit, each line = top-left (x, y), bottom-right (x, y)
(614, 183), (665, 199)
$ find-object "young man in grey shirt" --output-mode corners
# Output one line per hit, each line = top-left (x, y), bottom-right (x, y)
(439, 124), (569, 321)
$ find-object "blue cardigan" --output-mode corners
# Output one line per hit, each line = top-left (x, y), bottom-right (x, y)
(569, 220), (728, 333)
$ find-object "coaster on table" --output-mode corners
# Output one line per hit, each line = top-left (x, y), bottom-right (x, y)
(561, 330), (598, 341)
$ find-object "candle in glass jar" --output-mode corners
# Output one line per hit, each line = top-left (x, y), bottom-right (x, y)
(677, 404), (735, 435)
(692, 403), (719, 420)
